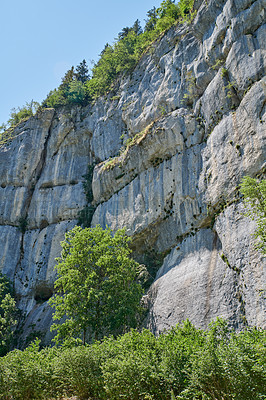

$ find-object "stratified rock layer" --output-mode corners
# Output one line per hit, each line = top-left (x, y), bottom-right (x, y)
(0, 0), (265, 343)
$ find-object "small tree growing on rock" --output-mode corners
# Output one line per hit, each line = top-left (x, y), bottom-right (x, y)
(240, 176), (266, 255)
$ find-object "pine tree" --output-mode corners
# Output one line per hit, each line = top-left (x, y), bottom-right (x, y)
(118, 26), (131, 40)
(144, 7), (158, 31)
(132, 19), (143, 35)
(75, 59), (89, 83)
(59, 66), (75, 93)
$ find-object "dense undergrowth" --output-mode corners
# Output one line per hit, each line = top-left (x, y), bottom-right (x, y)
(0, 319), (265, 400)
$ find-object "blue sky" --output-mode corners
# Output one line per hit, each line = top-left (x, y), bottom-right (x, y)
(0, 0), (162, 125)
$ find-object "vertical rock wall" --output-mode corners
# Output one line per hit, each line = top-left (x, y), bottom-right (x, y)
(0, 0), (265, 343)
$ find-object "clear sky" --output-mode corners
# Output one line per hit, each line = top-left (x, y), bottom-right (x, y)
(0, 0), (163, 125)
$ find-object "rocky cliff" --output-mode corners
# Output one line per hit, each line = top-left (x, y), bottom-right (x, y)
(0, 0), (265, 344)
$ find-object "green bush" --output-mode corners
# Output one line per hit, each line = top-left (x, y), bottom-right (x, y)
(102, 329), (163, 400)
(0, 319), (265, 400)
(0, 341), (58, 400)
(179, 319), (266, 400)
(7, 101), (39, 128)
(53, 344), (105, 399)
(0, 272), (18, 356)
(157, 320), (205, 397)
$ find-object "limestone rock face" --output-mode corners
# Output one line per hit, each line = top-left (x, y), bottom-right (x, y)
(0, 0), (265, 343)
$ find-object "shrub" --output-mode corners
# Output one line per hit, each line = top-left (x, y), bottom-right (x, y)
(0, 272), (18, 356)
(53, 344), (105, 399)
(179, 320), (266, 400)
(7, 101), (39, 128)
(102, 329), (164, 400)
(0, 341), (58, 400)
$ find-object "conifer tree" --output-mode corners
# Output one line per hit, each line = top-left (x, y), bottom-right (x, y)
(75, 59), (89, 83)
(59, 66), (75, 93)
(144, 7), (158, 31)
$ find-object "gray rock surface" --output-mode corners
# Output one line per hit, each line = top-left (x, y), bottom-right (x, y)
(0, 0), (265, 343)
(146, 204), (265, 333)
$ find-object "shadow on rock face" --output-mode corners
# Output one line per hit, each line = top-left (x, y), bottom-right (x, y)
(34, 282), (53, 304)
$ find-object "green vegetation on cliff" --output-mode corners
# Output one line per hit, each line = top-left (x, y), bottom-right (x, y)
(42, 0), (194, 108)
(0, 101), (40, 147)
(1, 0), (194, 129)
(241, 176), (266, 256)
(0, 0), (195, 133)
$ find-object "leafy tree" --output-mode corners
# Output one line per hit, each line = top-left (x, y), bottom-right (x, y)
(7, 101), (40, 128)
(49, 225), (144, 345)
(156, 0), (181, 32)
(178, 0), (194, 18)
(183, 320), (266, 400)
(156, 0), (179, 19)
(114, 31), (138, 73)
(0, 272), (18, 356)
(67, 80), (87, 105)
(75, 59), (89, 83)
(240, 176), (266, 255)
(42, 88), (66, 108)
(86, 44), (117, 98)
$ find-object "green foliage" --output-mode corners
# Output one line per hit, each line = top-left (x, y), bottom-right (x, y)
(0, 340), (58, 400)
(49, 225), (144, 344)
(7, 101), (40, 128)
(41, 88), (66, 108)
(221, 66), (228, 77)
(18, 216), (28, 233)
(145, 6), (158, 31)
(178, 0), (194, 19)
(0, 319), (265, 400)
(75, 59), (90, 83)
(42, 0), (195, 109)
(52, 343), (105, 400)
(0, 272), (18, 356)
(67, 80), (87, 104)
(179, 319), (266, 400)
(42, 63), (89, 108)
(77, 204), (96, 227)
(240, 176), (266, 255)
(0, 101), (39, 146)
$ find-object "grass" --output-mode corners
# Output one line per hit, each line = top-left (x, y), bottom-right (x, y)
(102, 122), (155, 171)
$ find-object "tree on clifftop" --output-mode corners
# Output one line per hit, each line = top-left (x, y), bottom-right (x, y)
(75, 59), (89, 83)
(49, 225), (144, 344)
